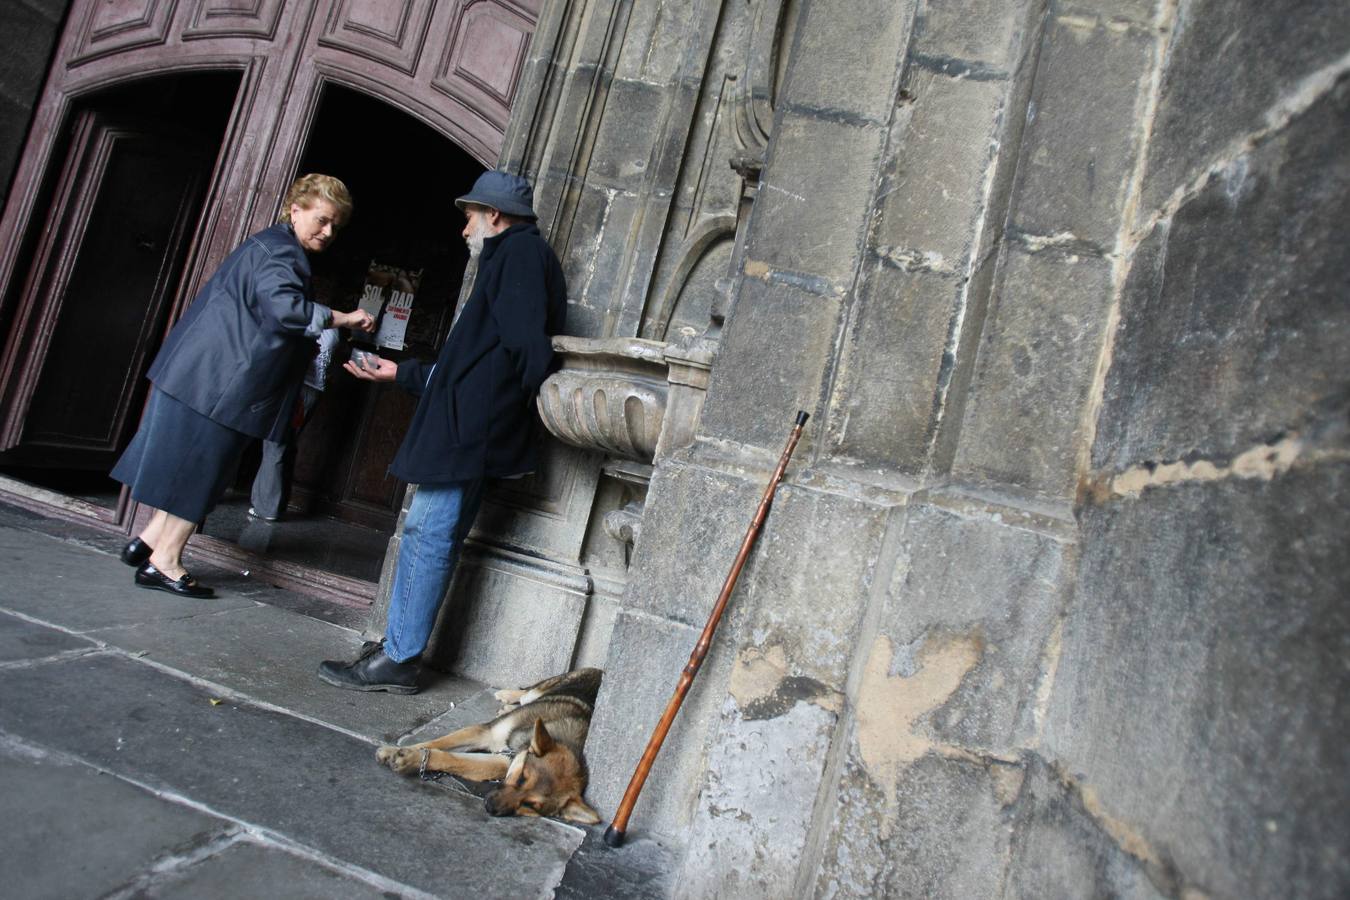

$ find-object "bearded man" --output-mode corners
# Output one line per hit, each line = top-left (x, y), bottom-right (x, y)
(318, 170), (567, 694)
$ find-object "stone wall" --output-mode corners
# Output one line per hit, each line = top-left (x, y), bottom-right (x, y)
(408, 0), (1350, 895)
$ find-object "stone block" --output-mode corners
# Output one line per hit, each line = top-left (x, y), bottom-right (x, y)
(615, 0), (697, 85)
(1093, 76), (1350, 472)
(732, 484), (890, 687)
(698, 277), (842, 448)
(913, 0), (1030, 67)
(563, 183), (641, 319)
(1141, 0), (1350, 212)
(585, 609), (736, 835)
(874, 70), (1010, 268)
(813, 752), (1014, 898)
(781, 0), (916, 124)
(152, 841), (393, 900)
(1043, 465), (1350, 898)
(620, 457), (765, 625)
(886, 500), (1071, 752)
(1010, 15), (1153, 248)
(0, 609), (96, 662)
(430, 552), (586, 687)
(952, 249), (1113, 499)
(1003, 758), (1167, 899)
(746, 111), (885, 285)
(0, 653), (583, 896)
(588, 78), (687, 187)
(1056, 0), (1159, 26)
(0, 749), (229, 900)
(677, 700), (838, 899)
(826, 263), (961, 474)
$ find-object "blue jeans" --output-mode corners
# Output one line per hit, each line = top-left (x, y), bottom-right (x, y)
(384, 480), (485, 663)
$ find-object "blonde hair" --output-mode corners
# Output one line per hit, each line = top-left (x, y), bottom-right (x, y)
(279, 173), (353, 225)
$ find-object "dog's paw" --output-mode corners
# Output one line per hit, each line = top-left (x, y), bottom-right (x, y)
(380, 746), (423, 776)
(376, 745), (409, 768)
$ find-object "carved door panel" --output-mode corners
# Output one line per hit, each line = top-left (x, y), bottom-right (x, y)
(0, 111), (211, 468)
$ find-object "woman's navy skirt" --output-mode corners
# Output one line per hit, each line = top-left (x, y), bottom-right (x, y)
(111, 388), (250, 523)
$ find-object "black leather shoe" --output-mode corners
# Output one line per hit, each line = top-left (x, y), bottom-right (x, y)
(121, 537), (153, 567)
(135, 562), (214, 598)
(317, 641), (420, 694)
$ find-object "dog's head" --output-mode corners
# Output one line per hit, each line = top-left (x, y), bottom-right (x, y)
(485, 718), (600, 824)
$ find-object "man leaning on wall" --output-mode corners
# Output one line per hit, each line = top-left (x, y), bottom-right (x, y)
(317, 170), (568, 695)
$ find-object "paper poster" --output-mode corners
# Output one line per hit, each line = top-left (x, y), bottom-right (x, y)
(357, 262), (422, 350)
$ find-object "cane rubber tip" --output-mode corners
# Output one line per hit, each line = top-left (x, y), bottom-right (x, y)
(795, 410), (810, 426)
(603, 825), (626, 848)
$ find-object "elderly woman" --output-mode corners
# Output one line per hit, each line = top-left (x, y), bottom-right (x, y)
(111, 173), (375, 597)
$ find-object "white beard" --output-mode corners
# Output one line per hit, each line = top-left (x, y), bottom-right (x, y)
(466, 219), (492, 258)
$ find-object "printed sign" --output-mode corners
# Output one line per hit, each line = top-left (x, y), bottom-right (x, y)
(357, 262), (422, 350)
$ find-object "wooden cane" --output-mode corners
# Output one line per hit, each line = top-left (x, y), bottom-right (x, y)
(604, 410), (810, 848)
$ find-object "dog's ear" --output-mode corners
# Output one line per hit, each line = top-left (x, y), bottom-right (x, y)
(530, 717), (556, 755)
(559, 796), (601, 825)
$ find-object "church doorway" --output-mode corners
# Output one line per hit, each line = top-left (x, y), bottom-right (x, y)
(0, 72), (240, 519)
(195, 83), (485, 587)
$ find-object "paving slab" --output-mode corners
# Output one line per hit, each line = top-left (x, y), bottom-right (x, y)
(0, 526), (258, 631)
(93, 603), (488, 745)
(146, 839), (392, 900)
(0, 651), (584, 898)
(0, 609), (98, 662)
(0, 744), (232, 900)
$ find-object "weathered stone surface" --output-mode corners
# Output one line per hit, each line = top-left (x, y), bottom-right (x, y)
(826, 263), (960, 474)
(0, 526), (257, 630)
(618, 457), (764, 624)
(1010, 13), (1153, 249)
(431, 554), (586, 687)
(733, 484), (890, 688)
(1141, 0), (1350, 212)
(0, 748), (229, 900)
(150, 840), (393, 900)
(912, 0), (1030, 68)
(781, 0), (915, 125)
(563, 183), (642, 326)
(744, 111), (884, 285)
(813, 752), (1014, 898)
(874, 70), (1011, 269)
(888, 500), (1071, 752)
(587, 78), (686, 188)
(1003, 758), (1166, 900)
(698, 277), (842, 448)
(0, 653), (583, 897)
(95, 604), (478, 746)
(952, 249), (1114, 499)
(0, 609), (96, 662)
(1044, 466), (1350, 898)
(677, 700), (837, 899)
(1093, 76), (1350, 472)
(585, 609), (736, 835)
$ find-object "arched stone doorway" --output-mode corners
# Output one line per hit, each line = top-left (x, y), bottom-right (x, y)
(0, 0), (541, 601)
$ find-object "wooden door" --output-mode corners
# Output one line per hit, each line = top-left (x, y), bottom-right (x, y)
(0, 110), (211, 469)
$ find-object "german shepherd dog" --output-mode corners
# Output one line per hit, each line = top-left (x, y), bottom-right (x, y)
(376, 668), (602, 824)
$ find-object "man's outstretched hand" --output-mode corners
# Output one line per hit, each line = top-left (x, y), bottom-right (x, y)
(344, 354), (398, 382)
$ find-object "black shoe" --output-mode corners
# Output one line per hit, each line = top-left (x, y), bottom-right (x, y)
(247, 506), (279, 522)
(121, 537), (153, 567)
(135, 562), (214, 598)
(317, 641), (420, 694)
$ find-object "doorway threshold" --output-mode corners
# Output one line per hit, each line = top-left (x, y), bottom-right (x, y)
(0, 475), (378, 609)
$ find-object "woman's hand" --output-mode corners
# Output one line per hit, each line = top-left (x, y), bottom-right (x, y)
(332, 308), (376, 332)
(343, 354), (398, 382)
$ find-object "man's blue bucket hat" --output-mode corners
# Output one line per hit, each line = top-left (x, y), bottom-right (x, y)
(455, 170), (538, 220)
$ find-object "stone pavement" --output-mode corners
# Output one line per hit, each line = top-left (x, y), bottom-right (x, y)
(0, 500), (675, 899)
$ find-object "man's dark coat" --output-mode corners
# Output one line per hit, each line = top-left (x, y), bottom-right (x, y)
(147, 223), (330, 442)
(391, 222), (567, 484)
